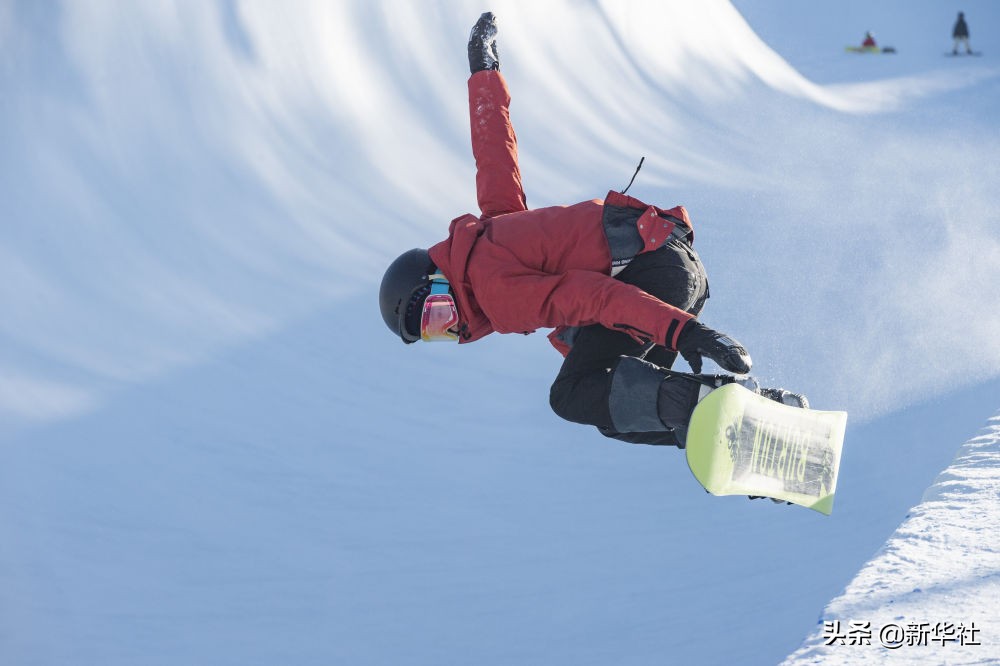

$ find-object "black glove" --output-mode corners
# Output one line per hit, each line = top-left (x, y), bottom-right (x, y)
(675, 320), (752, 375)
(468, 12), (500, 73)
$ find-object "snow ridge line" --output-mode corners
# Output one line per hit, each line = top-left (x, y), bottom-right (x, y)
(782, 408), (1000, 665)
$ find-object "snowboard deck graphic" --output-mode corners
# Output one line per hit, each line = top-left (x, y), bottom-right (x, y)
(685, 384), (847, 515)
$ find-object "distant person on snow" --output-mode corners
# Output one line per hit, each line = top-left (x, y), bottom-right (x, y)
(952, 12), (972, 55)
(861, 31), (877, 49)
(379, 13), (807, 448)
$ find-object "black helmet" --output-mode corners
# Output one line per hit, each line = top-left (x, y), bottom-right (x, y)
(379, 248), (435, 343)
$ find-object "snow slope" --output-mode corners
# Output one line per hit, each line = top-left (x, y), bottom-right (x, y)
(783, 413), (1000, 664)
(2, 1), (999, 664)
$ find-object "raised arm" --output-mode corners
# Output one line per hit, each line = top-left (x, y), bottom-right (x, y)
(467, 13), (526, 217)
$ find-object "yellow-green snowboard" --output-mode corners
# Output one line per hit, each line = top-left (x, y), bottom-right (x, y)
(685, 384), (847, 515)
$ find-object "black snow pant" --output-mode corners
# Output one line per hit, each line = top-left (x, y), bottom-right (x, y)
(549, 238), (709, 446)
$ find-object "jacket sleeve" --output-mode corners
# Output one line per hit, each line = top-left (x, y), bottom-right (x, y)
(468, 70), (527, 218)
(470, 257), (694, 350)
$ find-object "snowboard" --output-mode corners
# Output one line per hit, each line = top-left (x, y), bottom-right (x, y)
(685, 384), (847, 515)
(845, 46), (896, 54)
(944, 51), (981, 57)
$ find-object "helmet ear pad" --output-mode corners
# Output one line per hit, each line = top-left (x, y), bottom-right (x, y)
(379, 249), (434, 343)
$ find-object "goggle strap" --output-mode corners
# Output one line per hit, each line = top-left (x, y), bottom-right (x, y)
(428, 271), (450, 296)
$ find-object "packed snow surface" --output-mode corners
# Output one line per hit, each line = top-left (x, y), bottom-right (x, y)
(783, 414), (1000, 664)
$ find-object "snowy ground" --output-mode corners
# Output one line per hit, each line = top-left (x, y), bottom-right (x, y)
(784, 413), (1000, 664)
(2, 1), (999, 665)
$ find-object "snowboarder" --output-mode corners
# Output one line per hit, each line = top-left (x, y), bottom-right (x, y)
(952, 12), (973, 55)
(379, 13), (806, 448)
(861, 31), (877, 49)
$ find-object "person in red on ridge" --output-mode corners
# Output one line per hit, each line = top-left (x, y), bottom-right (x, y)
(379, 13), (806, 448)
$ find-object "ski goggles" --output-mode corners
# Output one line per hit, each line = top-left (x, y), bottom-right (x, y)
(420, 275), (459, 342)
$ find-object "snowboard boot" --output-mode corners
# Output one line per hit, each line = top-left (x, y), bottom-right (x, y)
(468, 12), (500, 73)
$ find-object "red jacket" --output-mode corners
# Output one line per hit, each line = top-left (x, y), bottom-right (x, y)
(428, 70), (695, 356)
